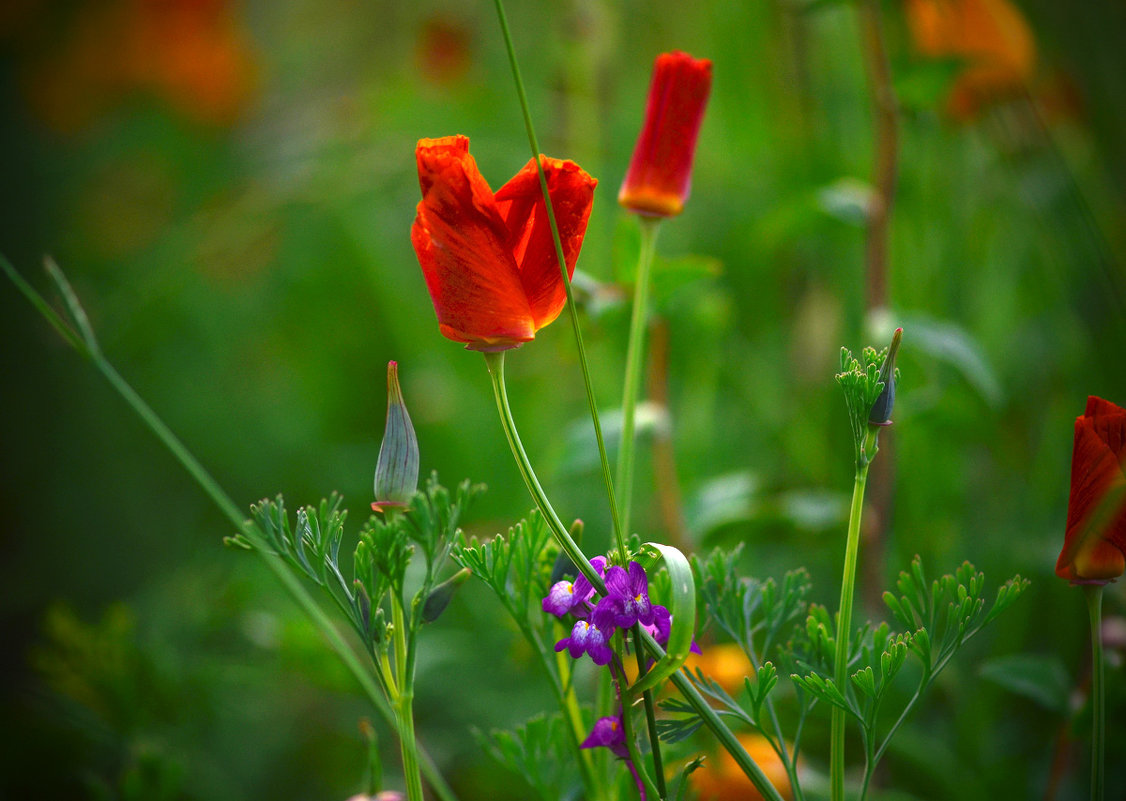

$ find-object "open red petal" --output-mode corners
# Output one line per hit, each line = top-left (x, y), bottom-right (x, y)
(494, 156), (596, 331)
(1056, 397), (1126, 580)
(412, 137), (535, 349)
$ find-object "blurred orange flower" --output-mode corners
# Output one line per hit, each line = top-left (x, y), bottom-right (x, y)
(411, 135), (597, 351)
(1055, 396), (1126, 582)
(20, 0), (256, 131)
(689, 732), (794, 801)
(904, 0), (1036, 118)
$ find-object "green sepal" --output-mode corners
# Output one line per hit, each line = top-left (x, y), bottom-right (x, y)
(629, 542), (697, 697)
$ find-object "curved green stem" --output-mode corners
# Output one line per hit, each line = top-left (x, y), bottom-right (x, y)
(485, 351), (605, 591)
(832, 463), (871, 801)
(491, 0), (624, 554)
(2, 255), (459, 801)
(617, 217), (661, 540)
(1084, 584), (1106, 801)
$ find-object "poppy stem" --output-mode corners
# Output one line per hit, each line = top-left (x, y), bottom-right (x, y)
(831, 459), (872, 801)
(484, 350), (607, 595)
(492, 0), (626, 557)
(0, 254), (461, 801)
(1083, 583), (1105, 801)
(617, 216), (661, 540)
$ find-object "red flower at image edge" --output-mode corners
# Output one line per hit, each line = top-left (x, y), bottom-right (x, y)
(411, 135), (597, 351)
(618, 51), (712, 218)
(1055, 396), (1126, 582)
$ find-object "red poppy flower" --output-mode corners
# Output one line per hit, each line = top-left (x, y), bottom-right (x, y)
(411, 135), (597, 351)
(1055, 396), (1126, 582)
(618, 51), (712, 218)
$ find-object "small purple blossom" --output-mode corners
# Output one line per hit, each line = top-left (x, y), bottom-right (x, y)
(555, 618), (615, 666)
(596, 561), (656, 629)
(542, 556), (606, 619)
(542, 580), (581, 617)
(580, 714), (629, 759)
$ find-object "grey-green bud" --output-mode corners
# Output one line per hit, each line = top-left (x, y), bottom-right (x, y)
(421, 567), (471, 624)
(373, 361), (419, 512)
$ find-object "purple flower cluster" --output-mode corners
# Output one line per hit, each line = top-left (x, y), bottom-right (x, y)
(543, 558), (675, 666)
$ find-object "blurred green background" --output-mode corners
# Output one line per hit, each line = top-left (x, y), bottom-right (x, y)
(2, 0), (1125, 799)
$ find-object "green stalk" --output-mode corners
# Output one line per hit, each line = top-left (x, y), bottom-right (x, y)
(616, 217), (661, 539)
(2, 255), (458, 801)
(831, 461), (871, 801)
(391, 593), (425, 801)
(491, 0), (625, 556)
(1084, 584), (1106, 801)
(396, 689), (425, 801)
(631, 627), (667, 800)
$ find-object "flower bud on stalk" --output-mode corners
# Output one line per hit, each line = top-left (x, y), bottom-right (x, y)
(868, 327), (902, 427)
(373, 361), (419, 512)
(421, 567), (472, 624)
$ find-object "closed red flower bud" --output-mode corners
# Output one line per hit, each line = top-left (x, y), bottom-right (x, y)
(618, 51), (712, 218)
(411, 135), (596, 351)
(1055, 396), (1126, 582)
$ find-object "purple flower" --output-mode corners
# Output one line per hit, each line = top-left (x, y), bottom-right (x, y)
(643, 604), (671, 645)
(555, 618), (615, 666)
(580, 714), (629, 760)
(596, 561), (656, 629)
(542, 556), (606, 619)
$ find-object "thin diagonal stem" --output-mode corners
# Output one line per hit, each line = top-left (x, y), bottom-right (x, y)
(2, 254), (458, 801)
(617, 217), (661, 539)
(492, 0), (625, 555)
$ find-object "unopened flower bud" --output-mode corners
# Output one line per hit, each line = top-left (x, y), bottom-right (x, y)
(373, 361), (419, 512)
(421, 567), (471, 623)
(868, 328), (902, 426)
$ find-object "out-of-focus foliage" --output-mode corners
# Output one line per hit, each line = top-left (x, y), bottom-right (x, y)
(2, 0), (1125, 799)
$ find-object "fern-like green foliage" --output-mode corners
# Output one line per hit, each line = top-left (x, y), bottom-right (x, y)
(453, 510), (561, 673)
(791, 555), (1029, 795)
(474, 714), (574, 801)
(661, 548), (1028, 801)
(228, 473), (484, 661)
